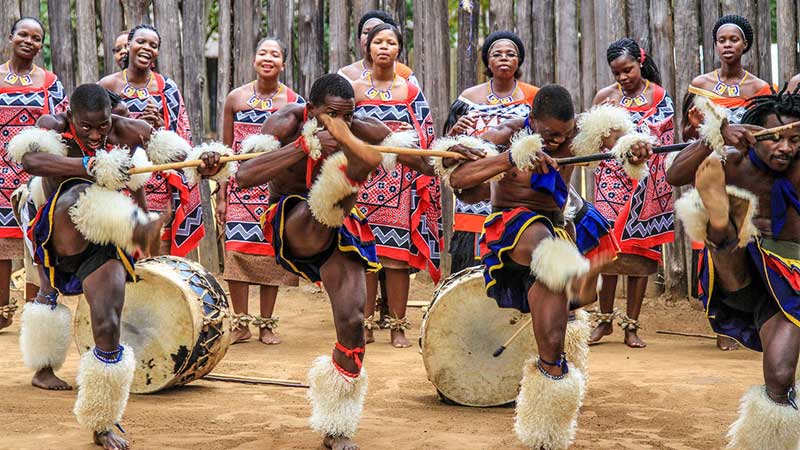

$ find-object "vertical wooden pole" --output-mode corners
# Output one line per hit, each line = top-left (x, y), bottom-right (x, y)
(47, 0), (74, 92)
(411, 0), (426, 86)
(216, 0), (232, 135)
(625, 0), (650, 51)
(721, 0), (757, 75)
(580, 0), (597, 111)
(329, 0), (351, 71)
(754, 0), (771, 83)
(777, 0), (798, 86)
(699, 0), (720, 73)
(555, 0), (580, 107)
(456, 0), (479, 94)
(154, 0), (183, 89)
(267, 0), (294, 89)
(532, 0), (555, 86)
(649, 0), (675, 96)
(121, 0), (150, 27)
(19, 0), (43, 67)
(232, 0), (260, 88)
(0, 0), (20, 62)
(75, 0), (99, 85)
(489, 0), (515, 33)
(100, 0), (125, 76)
(594, 0), (625, 90)
(516, 0), (533, 82)
(297, 0), (324, 96)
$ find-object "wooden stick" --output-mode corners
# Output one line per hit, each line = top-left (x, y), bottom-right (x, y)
(655, 330), (716, 340)
(203, 373), (309, 388)
(128, 147), (464, 175)
(752, 120), (800, 137)
(555, 143), (689, 166)
(493, 317), (532, 357)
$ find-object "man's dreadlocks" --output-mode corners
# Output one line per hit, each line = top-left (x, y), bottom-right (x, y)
(741, 84), (800, 127)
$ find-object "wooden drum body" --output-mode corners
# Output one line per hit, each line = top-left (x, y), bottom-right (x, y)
(420, 266), (536, 407)
(74, 256), (232, 393)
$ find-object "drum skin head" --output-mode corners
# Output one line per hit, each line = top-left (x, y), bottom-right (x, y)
(420, 266), (537, 407)
(74, 256), (232, 394)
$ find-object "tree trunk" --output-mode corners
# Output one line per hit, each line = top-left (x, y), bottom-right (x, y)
(649, 0), (675, 96)
(625, 0), (650, 51)
(532, 0), (555, 86)
(328, 0), (351, 71)
(488, 0), (514, 33)
(0, 0), (20, 62)
(516, 0), (533, 82)
(99, 0), (125, 76)
(47, 0), (75, 93)
(411, 0), (426, 87)
(580, 0), (597, 111)
(267, 0), (294, 88)
(456, 0), (479, 94)
(555, 0), (579, 107)
(75, 0), (99, 85)
(754, 0), (771, 83)
(217, 0), (233, 135)
(699, 0), (719, 73)
(777, 0), (798, 86)
(297, 0), (324, 96)
(154, 0), (183, 89)
(232, 0), (261, 88)
(721, 0), (757, 74)
(121, 0), (150, 28)
(20, 0), (43, 67)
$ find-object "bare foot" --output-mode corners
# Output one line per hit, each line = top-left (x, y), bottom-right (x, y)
(624, 329), (647, 348)
(132, 209), (170, 253)
(324, 435), (358, 450)
(32, 367), (72, 390)
(390, 329), (411, 348)
(93, 430), (129, 450)
(258, 328), (282, 345)
(588, 322), (613, 345)
(716, 335), (739, 351)
(695, 156), (730, 231)
(364, 327), (375, 344)
(230, 327), (251, 344)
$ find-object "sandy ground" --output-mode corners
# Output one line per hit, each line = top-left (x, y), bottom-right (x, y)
(0, 276), (765, 450)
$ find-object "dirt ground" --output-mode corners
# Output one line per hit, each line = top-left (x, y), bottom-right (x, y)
(0, 275), (765, 450)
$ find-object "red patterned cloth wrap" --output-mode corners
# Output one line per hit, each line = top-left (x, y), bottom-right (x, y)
(354, 81), (442, 282)
(594, 83), (675, 261)
(225, 90), (305, 256)
(261, 194), (381, 283)
(120, 72), (203, 256)
(0, 71), (68, 238)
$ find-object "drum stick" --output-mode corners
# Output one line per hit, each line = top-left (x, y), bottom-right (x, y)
(656, 330), (716, 340)
(203, 373), (309, 389)
(493, 317), (532, 357)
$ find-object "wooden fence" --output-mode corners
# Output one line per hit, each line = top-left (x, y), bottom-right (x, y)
(1, 0), (798, 295)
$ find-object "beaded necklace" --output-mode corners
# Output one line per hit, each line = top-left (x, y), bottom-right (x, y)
(3, 62), (36, 86)
(713, 69), (748, 97)
(619, 79), (650, 107)
(365, 71), (396, 101)
(486, 79), (518, 105)
(247, 81), (283, 110)
(121, 69), (153, 100)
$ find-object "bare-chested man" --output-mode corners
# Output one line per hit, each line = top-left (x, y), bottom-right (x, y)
(236, 74), (445, 450)
(667, 87), (800, 449)
(446, 85), (643, 449)
(10, 83), (222, 450)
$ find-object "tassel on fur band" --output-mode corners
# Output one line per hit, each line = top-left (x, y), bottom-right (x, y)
(19, 302), (72, 371)
(73, 345), (135, 433)
(307, 355), (368, 439)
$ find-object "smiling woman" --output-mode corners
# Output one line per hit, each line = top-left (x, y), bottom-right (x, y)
(0, 16), (68, 330)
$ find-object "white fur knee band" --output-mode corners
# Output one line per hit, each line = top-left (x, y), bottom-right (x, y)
(147, 129), (191, 164)
(379, 130), (418, 170)
(307, 355), (369, 439)
(241, 133), (281, 155)
(727, 386), (800, 450)
(183, 142), (236, 187)
(308, 152), (359, 228)
(69, 185), (159, 253)
(514, 357), (585, 450)
(19, 302), (72, 371)
(510, 129), (543, 171)
(693, 96), (727, 157)
(73, 345), (135, 433)
(610, 132), (655, 180)
(8, 127), (68, 163)
(530, 237), (590, 294)
(572, 104), (635, 157)
(674, 185), (759, 248)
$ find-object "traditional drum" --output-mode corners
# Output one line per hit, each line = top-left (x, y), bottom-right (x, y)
(420, 266), (536, 407)
(74, 255), (232, 393)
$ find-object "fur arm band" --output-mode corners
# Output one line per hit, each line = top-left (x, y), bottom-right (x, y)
(610, 132), (655, 180)
(529, 237), (590, 293)
(240, 133), (281, 155)
(509, 129), (544, 171)
(307, 152), (360, 228)
(147, 129), (192, 164)
(301, 118), (323, 161)
(430, 136), (501, 187)
(692, 96), (727, 157)
(8, 128), (68, 163)
(91, 147), (133, 191)
(69, 185), (160, 253)
(379, 130), (418, 170)
(572, 104), (635, 157)
(183, 142), (236, 186)
(674, 185), (759, 248)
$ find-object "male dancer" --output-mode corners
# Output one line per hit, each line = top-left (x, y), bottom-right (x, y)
(446, 85), (648, 449)
(668, 88), (800, 449)
(10, 83), (222, 449)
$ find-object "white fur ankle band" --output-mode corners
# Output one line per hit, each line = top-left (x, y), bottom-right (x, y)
(727, 386), (800, 450)
(8, 127), (68, 163)
(509, 129), (543, 171)
(19, 302), (72, 371)
(147, 129), (191, 164)
(183, 142), (236, 186)
(307, 355), (369, 439)
(73, 345), (135, 433)
(308, 152), (360, 228)
(572, 104), (635, 157)
(610, 132), (655, 180)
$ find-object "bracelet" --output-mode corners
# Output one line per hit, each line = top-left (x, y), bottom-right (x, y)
(82, 156), (96, 176)
(507, 150), (516, 168)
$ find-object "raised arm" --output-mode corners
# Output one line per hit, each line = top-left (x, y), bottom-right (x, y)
(666, 123), (757, 186)
(350, 116), (434, 175)
(236, 107), (305, 189)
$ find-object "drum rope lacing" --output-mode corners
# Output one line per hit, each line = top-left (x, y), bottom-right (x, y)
(0, 298), (18, 318)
